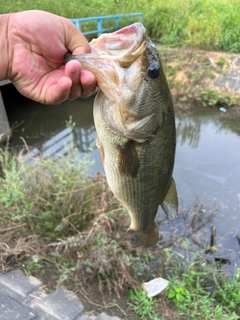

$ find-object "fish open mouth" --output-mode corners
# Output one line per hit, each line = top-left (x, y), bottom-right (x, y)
(65, 22), (147, 70)
(89, 22), (147, 66)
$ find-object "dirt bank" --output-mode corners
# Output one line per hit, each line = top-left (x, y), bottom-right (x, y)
(158, 46), (240, 115)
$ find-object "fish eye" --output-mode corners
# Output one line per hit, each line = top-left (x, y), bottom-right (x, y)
(147, 63), (160, 79)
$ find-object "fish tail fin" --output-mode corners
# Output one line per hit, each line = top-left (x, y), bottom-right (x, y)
(127, 224), (159, 248)
(161, 178), (178, 220)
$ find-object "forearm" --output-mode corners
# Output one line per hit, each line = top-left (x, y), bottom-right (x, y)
(0, 14), (11, 80)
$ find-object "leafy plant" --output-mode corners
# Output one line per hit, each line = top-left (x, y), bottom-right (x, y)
(127, 287), (159, 320)
(26, 258), (43, 275)
(213, 267), (240, 315)
(166, 253), (239, 319)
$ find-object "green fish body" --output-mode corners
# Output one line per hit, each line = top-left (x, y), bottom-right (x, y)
(65, 23), (178, 247)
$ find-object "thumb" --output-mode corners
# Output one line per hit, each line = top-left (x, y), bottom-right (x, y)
(63, 18), (91, 55)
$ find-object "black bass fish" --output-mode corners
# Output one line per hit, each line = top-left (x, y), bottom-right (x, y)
(65, 23), (178, 247)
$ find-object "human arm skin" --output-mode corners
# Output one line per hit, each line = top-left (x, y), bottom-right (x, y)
(0, 10), (96, 104)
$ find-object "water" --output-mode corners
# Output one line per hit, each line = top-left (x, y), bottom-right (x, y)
(175, 109), (240, 230)
(3, 84), (240, 268)
(173, 109), (240, 269)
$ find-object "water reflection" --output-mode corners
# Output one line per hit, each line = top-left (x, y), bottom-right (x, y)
(4, 86), (96, 156)
(176, 108), (240, 148)
(176, 115), (202, 148)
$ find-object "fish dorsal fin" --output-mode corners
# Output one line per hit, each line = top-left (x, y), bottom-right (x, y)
(161, 178), (178, 220)
(117, 140), (139, 177)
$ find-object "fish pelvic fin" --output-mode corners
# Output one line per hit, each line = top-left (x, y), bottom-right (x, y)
(96, 139), (105, 167)
(126, 224), (159, 248)
(117, 140), (139, 178)
(161, 178), (178, 220)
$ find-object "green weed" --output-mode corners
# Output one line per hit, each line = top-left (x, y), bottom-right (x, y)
(0, 146), (95, 234)
(216, 57), (226, 67)
(213, 267), (240, 315)
(127, 287), (159, 320)
(26, 258), (43, 275)
(178, 87), (238, 108)
(200, 88), (238, 107)
(165, 250), (239, 319)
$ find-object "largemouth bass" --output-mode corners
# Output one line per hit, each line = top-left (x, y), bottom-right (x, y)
(65, 23), (178, 247)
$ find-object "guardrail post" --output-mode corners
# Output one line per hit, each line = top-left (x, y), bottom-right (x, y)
(76, 21), (81, 31)
(115, 17), (119, 29)
(97, 19), (103, 37)
(0, 90), (11, 143)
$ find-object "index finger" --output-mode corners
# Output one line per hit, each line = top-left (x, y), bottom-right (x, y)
(63, 18), (91, 54)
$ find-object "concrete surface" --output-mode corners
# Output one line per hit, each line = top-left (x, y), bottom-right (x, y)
(0, 269), (121, 320)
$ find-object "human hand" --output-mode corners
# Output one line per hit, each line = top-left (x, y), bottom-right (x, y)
(5, 10), (96, 104)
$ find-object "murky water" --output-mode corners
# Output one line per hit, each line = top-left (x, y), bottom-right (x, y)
(3, 84), (240, 269)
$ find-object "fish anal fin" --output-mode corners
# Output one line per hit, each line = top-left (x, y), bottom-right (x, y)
(161, 178), (178, 220)
(117, 140), (139, 177)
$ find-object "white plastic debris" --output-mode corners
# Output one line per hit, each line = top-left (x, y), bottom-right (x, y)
(219, 107), (227, 112)
(142, 277), (169, 298)
(209, 57), (214, 64)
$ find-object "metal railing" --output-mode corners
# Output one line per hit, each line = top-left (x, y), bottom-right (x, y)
(69, 13), (143, 37)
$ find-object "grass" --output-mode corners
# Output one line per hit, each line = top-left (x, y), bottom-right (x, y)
(128, 288), (160, 320)
(1, 0), (240, 52)
(166, 256), (239, 320)
(0, 145), (239, 319)
(127, 250), (240, 319)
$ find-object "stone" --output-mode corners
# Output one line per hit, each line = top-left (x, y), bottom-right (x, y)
(76, 315), (97, 320)
(0, 295), (36, 320)
(0, 269), (42, 302)
(30, 286), (84, 320)
(96, 312), (121, 320)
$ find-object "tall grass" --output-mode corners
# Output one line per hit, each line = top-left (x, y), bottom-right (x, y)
(1, 0), (240, 52)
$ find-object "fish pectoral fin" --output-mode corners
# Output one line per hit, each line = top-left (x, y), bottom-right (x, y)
(125, 113), (159, 143)
(117, 140), (139, 177)
(161, 178), (178, 220)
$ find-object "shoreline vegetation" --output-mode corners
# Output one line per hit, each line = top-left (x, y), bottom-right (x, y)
(1, 1), (240, 319)
(160, 46), (240, 114)
(0, 147), (239, 319)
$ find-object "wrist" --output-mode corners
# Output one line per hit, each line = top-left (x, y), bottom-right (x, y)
(0, 14), (11, 81)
